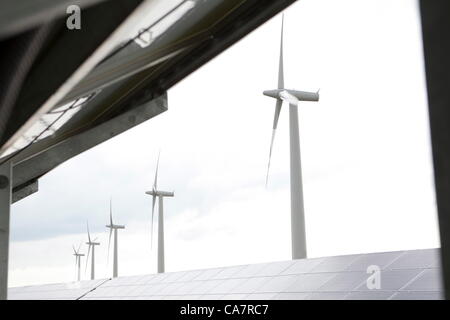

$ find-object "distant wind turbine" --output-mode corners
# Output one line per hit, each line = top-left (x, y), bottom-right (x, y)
(145, 153), (174, 273)
(106, 199), (125, 278)
(85, 221), (100, 280)
(72, 244), (84, 282)
(263, 14), (319, 260)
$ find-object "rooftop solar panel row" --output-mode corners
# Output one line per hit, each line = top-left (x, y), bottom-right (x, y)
(8, 248), (443, 300)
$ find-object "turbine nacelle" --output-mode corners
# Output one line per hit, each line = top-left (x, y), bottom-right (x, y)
(145, 190), (174, 197)
(86, 241), (100, 246)
(263, 89), (319, 102)
(106, 224), (125, 230)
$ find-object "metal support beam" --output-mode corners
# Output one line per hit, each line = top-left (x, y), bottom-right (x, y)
(0, 162), (12, 300)
(12, 180), (38, 204)
(12, 93), (168, 189)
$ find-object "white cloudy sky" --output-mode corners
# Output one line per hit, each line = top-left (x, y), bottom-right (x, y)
(9, 0), (440, 287)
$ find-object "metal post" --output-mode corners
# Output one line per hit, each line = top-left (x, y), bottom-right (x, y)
(289, 103), (307, 260)
(158, 196), (165, 273)
(113, 228), (118, 278)
(0, 162), (12, 300)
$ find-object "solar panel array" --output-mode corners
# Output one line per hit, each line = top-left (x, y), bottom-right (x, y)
(8, 279), (106, 300)
(8, 248), (443, 300)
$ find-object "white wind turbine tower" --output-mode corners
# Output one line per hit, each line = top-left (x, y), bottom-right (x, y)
(85, 221), (100, 280)
(72, 244), (84, 282)
(263, 14), (319, 260)
(145, 153), (174, 273)
(106, 199), (125, 278)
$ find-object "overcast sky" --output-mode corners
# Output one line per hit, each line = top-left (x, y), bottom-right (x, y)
(8, 0), (440, 287)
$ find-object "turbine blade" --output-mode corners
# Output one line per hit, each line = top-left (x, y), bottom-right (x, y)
(110, 198), (113, 226)
(278, 14), (284, 89)
(73, 245), (77, 255)
(266, 99), (283, 186)
(85, 244), (91, 273)
(87, 221), (91, 243)
(272, 99), (282, 131)
(153, 152), (160, 190)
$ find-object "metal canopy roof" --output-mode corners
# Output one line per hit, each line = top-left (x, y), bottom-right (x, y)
(0, 0), (296, 202)
(8, 248), (443, 300)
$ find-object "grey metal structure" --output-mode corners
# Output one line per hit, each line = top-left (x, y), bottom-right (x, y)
(8, 248), (443, 300)
(0, 163), (12, 300)
(72, 245), (85, 282)
(86, 222), (100, 280)
(106, 200), (125, 278)
(263, 15), (319, 260)
(146, 155), (174, 274)
(8, 279), (106, 300)
(0, 0), (310, 300)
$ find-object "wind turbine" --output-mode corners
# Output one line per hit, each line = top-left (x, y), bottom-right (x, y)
(263, 14), (319, 260)
(72, 244), (84, 282)
(145, 153), (174, 273)
(106, 199), (125, 278)
(85, 221), (100, 280)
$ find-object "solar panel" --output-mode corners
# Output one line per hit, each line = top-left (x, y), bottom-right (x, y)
(220, 294), (248, 300)
(230, 277), (268, 294)
(345, 251), (403, 272)
(255, 275), (299, 293)
(161, 271), (189, 283)
(273, 292), (311, 300)
(8, 248), (444, 300)
(387, 248), (440, 270)
(231, 263), (268, 278)
(211, 265), (246, 279)
(401, 268), (443, 291)
(176, 270), (204, 282)
(207, 279), (244, 295)
(280, 257), (325, 275)
(306, 292), (349, 300)
(253, 261), (295, 277)
(8, 279), (105, 300)
(311, 254), (361, 273)
(189, 280), (223, 295)
(285, 273), (337, 292)
(244, 292), (278, 300)
(390, 291), (443, 300)
(345, 291), (395, 300)
(194, 268), (223, 281)
(317, 272), (368, 292)
(354, 269), (422, 291)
